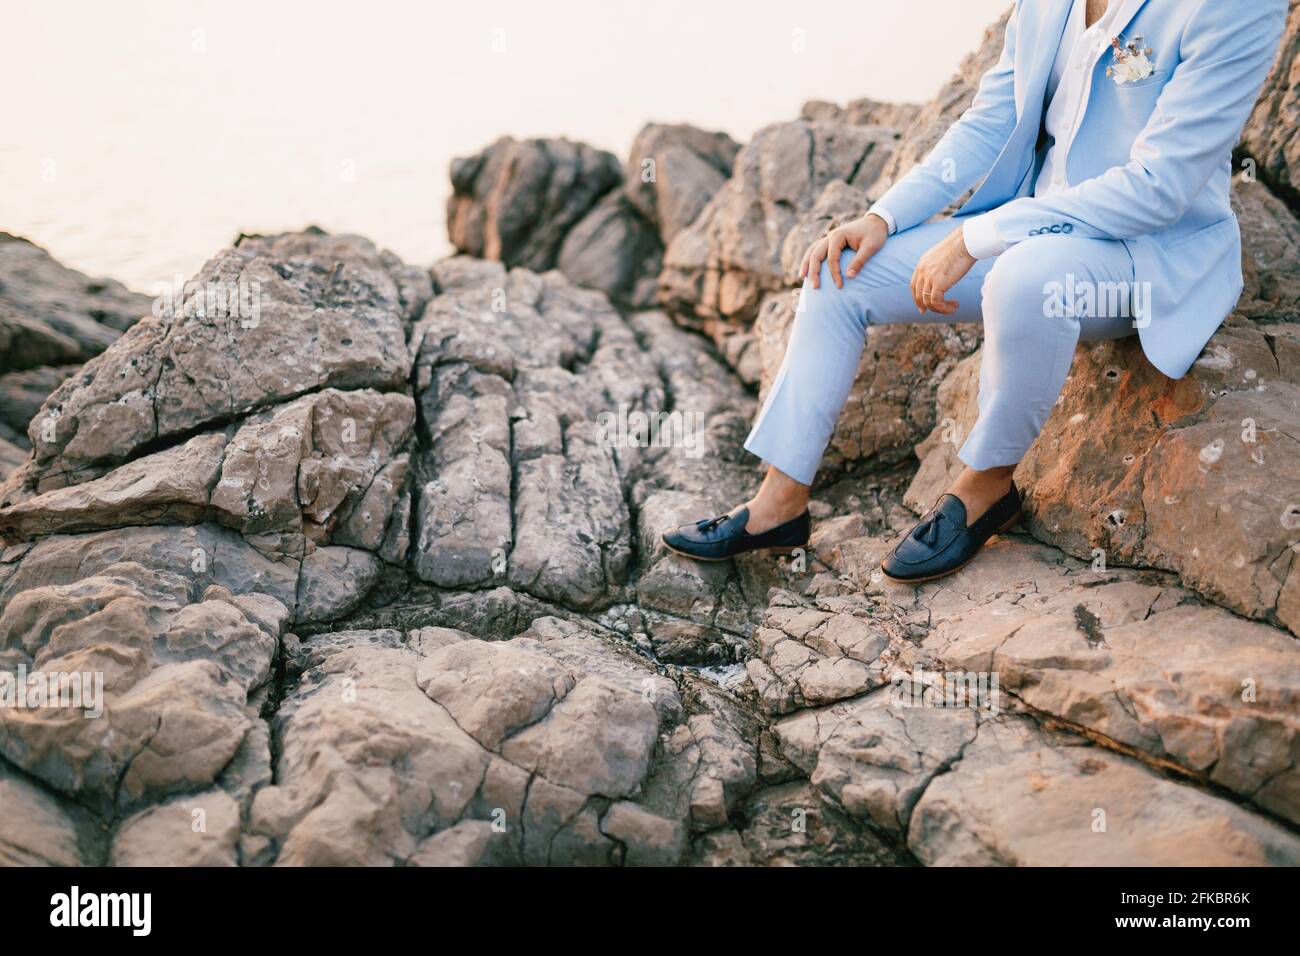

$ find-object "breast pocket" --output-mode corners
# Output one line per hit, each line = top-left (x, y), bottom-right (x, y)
(1113, 69), (1168, 92)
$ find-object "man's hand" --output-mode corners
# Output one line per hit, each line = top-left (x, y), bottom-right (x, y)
(910, 225), (976, 315)
(800, 213), (890, 289)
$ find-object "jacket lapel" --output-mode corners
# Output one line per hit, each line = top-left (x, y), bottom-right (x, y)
(1106, 0), (1153, 47)
(960, 0), (1154, 218)
(1018, 0), (1075, 119)
(962, 0), (1074, 215)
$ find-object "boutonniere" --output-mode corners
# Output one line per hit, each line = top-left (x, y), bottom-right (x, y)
(1106, 34), (1155, 84)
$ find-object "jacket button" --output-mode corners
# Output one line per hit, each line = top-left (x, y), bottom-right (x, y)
(1050, 224), (1062, 233)
(1062, 223), (1074, 233)
(1029, 228), (1040, 236)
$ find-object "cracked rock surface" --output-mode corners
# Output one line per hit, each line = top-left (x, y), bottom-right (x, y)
(2, 5), (1300, 867)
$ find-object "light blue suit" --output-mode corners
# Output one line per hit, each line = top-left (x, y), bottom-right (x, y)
(745, 0), (1286, 484)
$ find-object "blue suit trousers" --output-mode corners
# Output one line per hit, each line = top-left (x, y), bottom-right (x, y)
(745, 220), (1140, 484)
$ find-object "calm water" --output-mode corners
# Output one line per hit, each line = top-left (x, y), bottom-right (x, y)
(2, 0), (1007, 294)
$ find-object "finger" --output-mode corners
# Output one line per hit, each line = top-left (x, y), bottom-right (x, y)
(808, 239), (826, 289)
(845, 242), (871, 280)
(799, 247), (810, 280)
(921, 280), (944, 316)
(923, 285), (947, 316)
(932, 293), (959, 315)
(827, 234), (846, 289)
(910, 270), (927, 313)
(930, 293), (961, 316)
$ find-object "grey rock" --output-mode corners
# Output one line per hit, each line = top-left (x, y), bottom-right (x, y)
(447, 137), (622, 271)
(623, 123), (741, 244)
(557, 190), (662, 308)
(0, 232), (149, 373)
(295, 546), (381, 625)
(9, 231), (412, 495)
(659, 120), (902, 326)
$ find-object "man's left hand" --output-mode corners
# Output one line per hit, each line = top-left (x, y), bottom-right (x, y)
(910, 225), (976, 315)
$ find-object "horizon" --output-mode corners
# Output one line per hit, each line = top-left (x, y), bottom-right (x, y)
(1, 0), (1008, 292)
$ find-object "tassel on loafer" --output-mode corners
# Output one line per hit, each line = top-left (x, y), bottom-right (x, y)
(881, 484), (1022, 583)
(662, 506), (810, 562)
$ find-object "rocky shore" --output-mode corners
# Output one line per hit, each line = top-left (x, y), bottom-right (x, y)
(0, 5), (1298, 865)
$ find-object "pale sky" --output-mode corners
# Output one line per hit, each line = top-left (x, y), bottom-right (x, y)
(1, 0), (1009, 290)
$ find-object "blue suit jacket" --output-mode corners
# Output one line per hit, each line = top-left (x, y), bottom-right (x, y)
(874, 0), (1288, 379)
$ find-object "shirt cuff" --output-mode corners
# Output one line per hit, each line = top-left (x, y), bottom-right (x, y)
(962, 215), (1010, 260)
(866, 204), (898, 235)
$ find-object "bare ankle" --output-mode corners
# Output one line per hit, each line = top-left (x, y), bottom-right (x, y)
(745, 468), (810, 533)
(949, 465), (1016, 521)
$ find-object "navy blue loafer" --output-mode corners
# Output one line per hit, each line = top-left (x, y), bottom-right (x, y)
(662, 507), (810, 562)
(881, 484), (1022, 583)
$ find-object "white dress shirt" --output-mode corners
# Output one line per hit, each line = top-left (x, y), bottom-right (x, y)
(869, 0), (1123, 259)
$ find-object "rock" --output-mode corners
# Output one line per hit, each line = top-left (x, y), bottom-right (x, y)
(295, 546), (381, 625)
(8, 231), (412, 495)
(1239, 0), (1300, 203)
(800, 98), (922, 131)
(447, 137), (622, 271)
(907, 317), (1300, 635)
(0, 432), (226, 541)
(416, 639), (576, 750)
(746, 599), (889, 716)
(408, 819), (511, 866)
(0, 310), (85, 373)
(0, 561), (282, 816)
(0, 763), (98, 866)
(623, 123), (741, 245)
(251, 619), (701, 866)
(754, 288), (980, 476)
(1233, 174), (1300, 321)
(111, 790), (241, 866)
(409, 261), (763, 613)
(638, 675), (760, 831)
(0, 523), (301, 613)
(659, 120), (902, 327)
(250, 636), (487, 865)
(916, 550), (1300, 824)
(910, 718), (1300, 866)
(775, 684), (979, 836)
(557, 190), (662, 308)
(829, 529), (1300, 825)
(600, 800), (687, 866)
(700, 780), (914, 867)
(0, 365), (80, 447)
(0, 233), (149, 373)
(212, 388), (415, 542)
(0, 437), (24, 481)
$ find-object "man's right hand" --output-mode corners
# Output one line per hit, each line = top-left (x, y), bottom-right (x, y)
(799, 212), (890, 289)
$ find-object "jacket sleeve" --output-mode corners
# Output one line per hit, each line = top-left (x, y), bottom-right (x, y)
(870, 1), (1023, 234)
(983, 0), (1287, 247)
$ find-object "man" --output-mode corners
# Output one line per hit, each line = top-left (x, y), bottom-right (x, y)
(664, 0), (1287, 582)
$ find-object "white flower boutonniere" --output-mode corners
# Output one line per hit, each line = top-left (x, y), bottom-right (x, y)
(1107, 35), (1156, 85)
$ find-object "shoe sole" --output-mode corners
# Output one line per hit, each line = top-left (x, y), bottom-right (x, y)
(879, 510), (1022, 585)
(662, 542), (809, 562)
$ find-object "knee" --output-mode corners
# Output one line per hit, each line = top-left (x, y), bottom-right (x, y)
(801, 246), (881, 327)
(800, 248), (867, 326)
(980, 239), (1073, 336)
